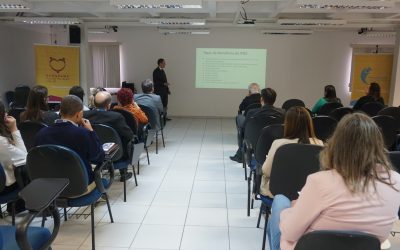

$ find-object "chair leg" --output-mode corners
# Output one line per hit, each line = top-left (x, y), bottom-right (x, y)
(257, 203), (263, 228)
(41, 215), (46, 227)
(64, 207), (68, 221)
(161, 129), (165, 147)
(243, 151), (247, 181)
(123, 178), (127, 202)
(247, 172), (251, 217)
(104, 193), (114, 223)
(251, 197), (254, 209)
(11, 202), (15, 226)
(91, 204), (95, 250)
(145, 147), (150, 165)
(137, 160), (140, 175)
(156, 132), (159, 154)
(262, 211), (269, 250)
(133, 165), (138, 186)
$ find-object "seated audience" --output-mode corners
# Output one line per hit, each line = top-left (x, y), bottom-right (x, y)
(267, 113), (400, 250)
(20, 85), (59, 125)
(230, 87), (284, 163)
(238, 82), (261, 114)
(260, 106), (323, 198)
(122, 81), (137, 95)
(35, 95), (104, 187)
(113, 88), (148, 126)
(134, 79), (164, 116)
(69, 86), (89, 111)
(84, 91), (134, 181)
(311, 85), (341, 113)
(10, 85), (30, 109)
(353, 82), (385, 110)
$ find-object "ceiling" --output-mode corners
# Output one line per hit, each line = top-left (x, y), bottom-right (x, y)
(1, 0), (400, 33)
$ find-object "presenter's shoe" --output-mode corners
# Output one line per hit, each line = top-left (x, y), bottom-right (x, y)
(166, 117), (172, 121)
(120, 172), (133, 182)
(230, 154), (243, 163)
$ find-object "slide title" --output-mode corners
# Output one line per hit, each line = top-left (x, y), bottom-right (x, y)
(196, 48), (267, 89)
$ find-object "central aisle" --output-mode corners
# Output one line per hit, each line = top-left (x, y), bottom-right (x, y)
(52, 118), (264, 250)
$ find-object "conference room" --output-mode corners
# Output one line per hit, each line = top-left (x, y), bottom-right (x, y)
(1, 0), (400, 249)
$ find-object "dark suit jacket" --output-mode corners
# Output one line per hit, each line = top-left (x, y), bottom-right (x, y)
(84, 110), (134, 158)
(243, 104), (285, 133)
(153, 67), (170, 107)
(34, 121), (105, 183)
(239, 94), (261, 113)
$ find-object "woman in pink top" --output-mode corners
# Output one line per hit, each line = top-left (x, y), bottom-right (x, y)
(267, 113), (400, 250)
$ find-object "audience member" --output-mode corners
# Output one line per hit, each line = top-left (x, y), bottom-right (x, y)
(311, 85), (341, 113)
(260, 106), (323, 198)
(10, 85), (30, 109)
(134, 79), (164, 116)
(122, 81), (137, 94)
(69, 86), (89, 111)
(353, 82), (385, 110)
(20, 85), (59, 125)
(238, 83), (261, 114)
(267, 113), (400, 250)
(114, 88), (148, 125)
(84, 91), (134, 181)
(35, 95), (104, 189)
(230, 88), (284, 163)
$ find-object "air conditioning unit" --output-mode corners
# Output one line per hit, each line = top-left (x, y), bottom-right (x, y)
(261, 29), (313, 35)
(297, 0), (394, 10)
(277, 19), (346, 26)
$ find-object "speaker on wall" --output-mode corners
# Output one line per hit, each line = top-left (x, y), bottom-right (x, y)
(69, 25), (81, 44)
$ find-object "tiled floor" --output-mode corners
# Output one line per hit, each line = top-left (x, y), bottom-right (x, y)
(8, 118), (400, 249)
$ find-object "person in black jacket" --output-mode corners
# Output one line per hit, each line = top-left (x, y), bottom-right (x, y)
(153, 58), (171, 122)
(238, 83), (261, 114)
(84, 91), (134, 181)
(353, 82), (385, 110)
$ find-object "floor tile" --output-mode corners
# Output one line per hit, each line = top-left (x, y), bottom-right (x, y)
(142, 206), (188, 226)
(131, 225), (183, 249)
(192, 180), (226, 193)
(229, 227), (265, 250)
(180, 226), (229, 250)
(189, 192), (227, 208)
(186, 207), (228, 227)
(100, 204), (149, 224)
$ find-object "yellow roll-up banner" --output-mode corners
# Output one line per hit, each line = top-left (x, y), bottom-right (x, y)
(35, 44), (80, 97)
(350, 54), (393, 104)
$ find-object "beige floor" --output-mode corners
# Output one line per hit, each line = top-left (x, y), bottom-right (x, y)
(5, 117), (400, 249)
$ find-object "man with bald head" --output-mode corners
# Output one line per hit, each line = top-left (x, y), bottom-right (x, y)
(84, 91), (134, 181)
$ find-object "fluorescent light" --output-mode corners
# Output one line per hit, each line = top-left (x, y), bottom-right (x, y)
(277, 19), (346, 26)
(140, 18), (205, 26)
(88, 28), (110, 34)
(0, 0), (31, 9)
(261, 29), (313, 35)
(15, 17), (81, 25)
(359, 31), (396, 38)
(297, 0), (394, 10)
(110, 0), (201, 9)
(158, 29), (210, 35)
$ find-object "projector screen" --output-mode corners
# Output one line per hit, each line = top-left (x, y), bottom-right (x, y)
(196, 48), (267, 89)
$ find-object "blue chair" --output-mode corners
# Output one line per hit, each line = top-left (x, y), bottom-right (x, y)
(0, 164), (20, 225)
(92, 124), (138, 202)
(294, 230), (380, 250)
(139, 104), (165, 154)
(18, 121), (47, 151)
(26, 145), (114, 250)
(0, 178), (69, 250)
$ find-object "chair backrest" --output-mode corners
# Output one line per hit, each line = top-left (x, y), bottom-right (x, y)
(244, 115), (283, 150)
(372, 115), (397, 149)
(92, 124), (124, 162)
(139, 104), (160, 130)
(282, 99), (305, 111)
(243, 103), (261, 116)
(8, 108), (25, 125)
(294, 230), (380, 250)
(329, 107), (353, 121)
(112, 109), (138, 135)
(26, 145), (89, 198)
(18, 121), (47, 151)
(269, 143), (323, 200)
(5, 91), (14, 107)
(318, 102), (343, 115)
(388, 151), (400, 173)
(360, 102), (385, 116)
(254, 124), (284, 164)
(0, 164), (6, 193)
(312, 116), (338, 142)
(378, 106), (400, 131)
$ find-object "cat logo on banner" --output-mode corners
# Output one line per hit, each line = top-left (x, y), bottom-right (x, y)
(35, 44), (80, 97)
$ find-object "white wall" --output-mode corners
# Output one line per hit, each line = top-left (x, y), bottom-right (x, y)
(0, 24), (50, 102)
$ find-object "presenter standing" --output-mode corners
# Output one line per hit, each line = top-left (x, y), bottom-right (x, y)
(153, 58), (171, 123)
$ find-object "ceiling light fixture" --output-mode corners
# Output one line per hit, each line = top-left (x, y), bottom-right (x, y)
(14, 17), (82, 25)
(261, 29), (313, 35)
(0, 0), (31, 9)
(140, 18), (205, 26)
(277, 19), (346, 26)
(110, 0), (202, 9)
(297, 0), (394, 10)
(158, 29), (210, 35)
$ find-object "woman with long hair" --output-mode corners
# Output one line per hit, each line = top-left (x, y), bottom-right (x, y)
(267, 113), (400, 250)
(311, 84), (341, 113)
(260, 106), (323, 198)
(0, 100), (27, 193)
(353, 82), (385, 110)
(20, 85), (58, 125)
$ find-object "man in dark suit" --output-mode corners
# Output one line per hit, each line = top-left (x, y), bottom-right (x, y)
(230, 88), (284, 163)
(153, 58), (170, 122)
(84, 91), (134, 181)
(35, 95), (105, 184)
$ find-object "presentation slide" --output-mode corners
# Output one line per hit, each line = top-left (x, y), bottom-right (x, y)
(196, 48), (267, 89)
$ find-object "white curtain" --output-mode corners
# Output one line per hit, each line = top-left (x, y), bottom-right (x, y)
(90, 43), (120, 88)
